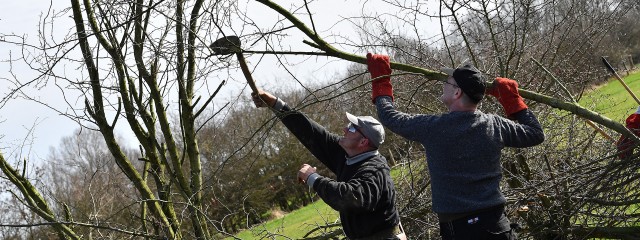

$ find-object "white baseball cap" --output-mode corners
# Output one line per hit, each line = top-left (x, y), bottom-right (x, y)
(345, 112), (385, 148)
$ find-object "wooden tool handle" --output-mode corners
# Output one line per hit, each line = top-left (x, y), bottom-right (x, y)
(602, 57), (640, 105)
(236, 53), (259, 94)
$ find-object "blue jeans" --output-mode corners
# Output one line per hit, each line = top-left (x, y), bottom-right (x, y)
(439, 207), (517, 240)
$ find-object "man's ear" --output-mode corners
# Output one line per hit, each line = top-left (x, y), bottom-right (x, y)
(454, 88), (464, 99)
(359, 137), (370, 148)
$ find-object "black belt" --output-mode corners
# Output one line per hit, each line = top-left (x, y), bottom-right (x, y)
(354, 225), (402, 240)
(437, 204), (505, 223)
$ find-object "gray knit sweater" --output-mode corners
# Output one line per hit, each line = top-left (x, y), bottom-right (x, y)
(375, 96), (544, 214)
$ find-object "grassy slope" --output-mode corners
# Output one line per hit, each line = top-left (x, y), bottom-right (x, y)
(230, 70), (640, 239)
(578, 70), (640, 121)
(229, 200), (338, 239)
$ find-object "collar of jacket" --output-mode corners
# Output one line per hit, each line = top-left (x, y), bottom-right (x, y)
(346, 150), (379, 165)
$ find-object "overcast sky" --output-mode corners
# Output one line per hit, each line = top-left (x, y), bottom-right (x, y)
(0, 0), (73, 164)
(0, 0), (440, 165)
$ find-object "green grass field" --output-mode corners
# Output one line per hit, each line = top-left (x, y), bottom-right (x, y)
(230, 69), (640, 239)
(578, 70), (640, 121)
(228, 200), (338, 239)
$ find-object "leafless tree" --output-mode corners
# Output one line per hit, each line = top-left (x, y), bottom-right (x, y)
(1, 0), (247, 238)
(1, 0), (640, 239)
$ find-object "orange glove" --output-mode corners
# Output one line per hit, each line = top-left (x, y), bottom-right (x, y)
(617, 107), (640, 159)
(366, 53), (393, 104)
(486, 77), (528, 119)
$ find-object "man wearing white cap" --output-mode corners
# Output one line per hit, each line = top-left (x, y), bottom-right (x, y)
(366, 53), (545, 240)
(252, 90), (404, 240)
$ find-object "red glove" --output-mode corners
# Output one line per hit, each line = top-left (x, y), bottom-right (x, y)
(366, 53), (393, 104)
(486, 77), (528, 118)
(616, 108), (640, 159)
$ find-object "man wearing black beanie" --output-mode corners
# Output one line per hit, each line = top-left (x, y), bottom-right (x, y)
(367, 53), (545, 240)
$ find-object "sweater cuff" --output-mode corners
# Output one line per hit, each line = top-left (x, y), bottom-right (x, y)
(306, 173), (320, 188)
(375, 96), (393, 105)
(272, 97), (286, 111)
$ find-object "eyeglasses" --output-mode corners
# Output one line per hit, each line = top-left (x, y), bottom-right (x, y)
(440, 80), (459, 88)
(347, 123), (364, 135)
